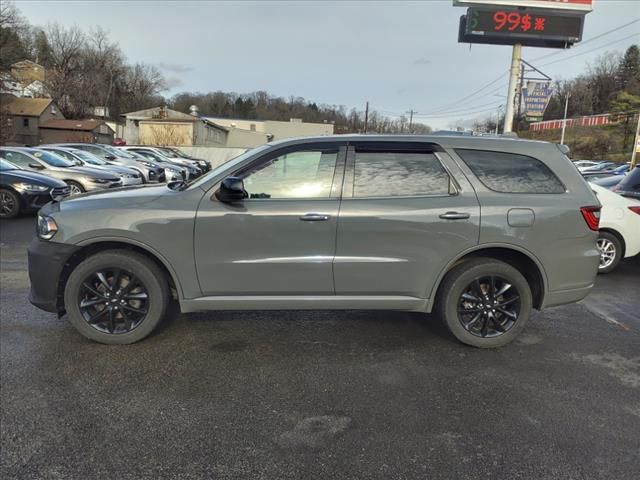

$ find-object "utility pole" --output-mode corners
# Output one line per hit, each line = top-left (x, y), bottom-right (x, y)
(560, 92), (570, 145)
(630, 111), (640, 169)
(515, 63), (525, 133)
(407, 109), (417, 134)
(364, 101), (369, 134)
(503, 43), (522, 133)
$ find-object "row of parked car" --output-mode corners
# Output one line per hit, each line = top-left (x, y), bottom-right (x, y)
(572, 159), (640, 273)
(0, 144), (211, 218)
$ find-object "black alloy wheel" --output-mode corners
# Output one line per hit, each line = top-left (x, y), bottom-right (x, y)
(78, 268), (149, 334)
(457, 275), (521, 338)
(0, 189), (20, 218)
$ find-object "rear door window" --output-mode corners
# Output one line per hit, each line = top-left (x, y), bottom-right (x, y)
(352, 150), (451, 198)
(455, 149), (565, 194)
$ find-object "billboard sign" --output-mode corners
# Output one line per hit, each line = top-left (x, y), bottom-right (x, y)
(523, 81), (554, 120)
(453, 0), (593, 12)
(466, 7), (584, 42)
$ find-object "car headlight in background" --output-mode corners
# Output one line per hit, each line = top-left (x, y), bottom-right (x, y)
(14, 183), (49, 192)
(89, 178), (111, 184)
(37, 214), (58, 240)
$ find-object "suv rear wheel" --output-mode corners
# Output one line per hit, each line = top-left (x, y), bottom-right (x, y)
(437, 258), (532, 348)
(64, 250), (169, 344)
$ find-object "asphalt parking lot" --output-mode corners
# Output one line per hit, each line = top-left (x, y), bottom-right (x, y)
(1, 215), (639, 480)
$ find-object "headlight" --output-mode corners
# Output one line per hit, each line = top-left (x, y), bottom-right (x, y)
(37, 215), (58, 240)
(137, 160), (155, 167)
(89, 178), (110, 184)
(14, 182), (49, 192)
(198, 161), (207, 168)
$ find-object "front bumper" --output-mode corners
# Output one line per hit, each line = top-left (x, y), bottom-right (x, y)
(28, 238), (79, 313)
(20, 192), (59, 211)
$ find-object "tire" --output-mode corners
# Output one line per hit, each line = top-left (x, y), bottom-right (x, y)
(66, 181), (85, 196)
(0, 188), (21, 219)
(436, 258), (533, 348)
(64, 250), (169, 344)
(596, 231), (622, 274)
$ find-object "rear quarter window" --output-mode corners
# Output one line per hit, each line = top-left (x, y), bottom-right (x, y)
(455, 149), (565, 194)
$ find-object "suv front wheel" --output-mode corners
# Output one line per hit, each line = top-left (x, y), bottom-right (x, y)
(437, 258), (532, 348)
(64, 250), (169, 344)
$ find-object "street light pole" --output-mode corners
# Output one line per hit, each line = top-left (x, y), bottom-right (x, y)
(503, 43), (522, 133)
(560, 92), (570, 145)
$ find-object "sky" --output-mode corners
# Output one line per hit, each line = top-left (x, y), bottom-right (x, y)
(13, 0), (640, 129)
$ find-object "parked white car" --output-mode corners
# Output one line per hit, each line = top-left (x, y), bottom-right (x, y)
(590, 183), (640, 273)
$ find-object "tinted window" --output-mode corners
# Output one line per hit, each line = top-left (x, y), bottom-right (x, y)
(0, 159), (19, 170)
(27, 149), (74, 167)
(0, 150), (33, 168)
(617, 167), (640, 192)
(242, 149), (337, 199)
(456, 149), (565, 194)
(353, 151), (450, 197)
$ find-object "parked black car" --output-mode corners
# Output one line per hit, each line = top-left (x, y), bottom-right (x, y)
(0, 159), (70, 219)
(613, 165), (640, 200)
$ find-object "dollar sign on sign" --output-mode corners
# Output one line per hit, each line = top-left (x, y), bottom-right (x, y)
(521, 14), (532, 32)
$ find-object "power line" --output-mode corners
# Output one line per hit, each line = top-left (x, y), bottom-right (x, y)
(529, 18), (640, 63)
(538, 32), (640, 67)
(413, 99), (504, 118)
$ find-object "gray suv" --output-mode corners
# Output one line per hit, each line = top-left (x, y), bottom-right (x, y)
(28, 135), (601, 347)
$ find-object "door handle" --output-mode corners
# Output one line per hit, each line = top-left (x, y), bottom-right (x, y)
(300, 213), (330, 222)
(439, 211), (470, 220)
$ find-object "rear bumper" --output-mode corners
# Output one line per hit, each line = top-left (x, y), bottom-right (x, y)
(27, 238), (79, 313)
(542, 284), (594, 309)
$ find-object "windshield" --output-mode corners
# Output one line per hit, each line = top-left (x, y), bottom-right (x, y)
(0, 159), (19, 171)
(156, 147), (181, 158)
(27, 149), (75, 167)
(187, 144), (272, 190)
(72, 150), (107, 165)
(107, 146), (138, 159)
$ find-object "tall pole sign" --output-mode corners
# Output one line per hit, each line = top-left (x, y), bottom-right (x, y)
(453, 0), (593, 133)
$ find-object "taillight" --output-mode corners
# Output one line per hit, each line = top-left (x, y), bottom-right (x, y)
(628, 206), (640, 215)
(580, 206), (601, 231)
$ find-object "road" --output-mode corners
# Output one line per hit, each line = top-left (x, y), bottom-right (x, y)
(1, 215), (639, 480)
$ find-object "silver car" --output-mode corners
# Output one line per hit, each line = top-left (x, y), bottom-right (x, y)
(115, 147), (188, 181)
(46, 144), (166, 184)
(118, 146), (203, 178)
(39, 147), (144, 186)
(0, 147), (122, 195)
(28, 135), (601, 347)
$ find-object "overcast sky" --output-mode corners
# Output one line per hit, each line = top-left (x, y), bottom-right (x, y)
(14, 0), (640, 129)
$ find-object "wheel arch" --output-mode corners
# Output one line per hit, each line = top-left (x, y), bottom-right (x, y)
(428, 244), (548, 311)
(598, 228), (626, 258)
(57, 237), (183, 312)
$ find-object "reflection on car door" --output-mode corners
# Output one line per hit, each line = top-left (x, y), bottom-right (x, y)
(194, 142), (346, 296)
(334, 142), (480, 300)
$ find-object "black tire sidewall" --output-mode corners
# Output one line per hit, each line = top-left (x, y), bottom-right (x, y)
(64, 251), (168, 344)
(0, 188), (21, 219)
(597, 231), (622, 274)
(440, 259), (533, 348)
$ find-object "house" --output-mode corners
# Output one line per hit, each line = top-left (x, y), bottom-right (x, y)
(39, 119), (115, 144)
(2, 95), (62, 145)
(204, 117), (334, 141)
(0, 60), (48, 98)
(120, 106), (269, 147)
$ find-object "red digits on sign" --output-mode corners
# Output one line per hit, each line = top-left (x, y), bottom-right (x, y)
(534, 17), (546, 31)
(507, 12), (520, 31)
(493, 11), (507, 30)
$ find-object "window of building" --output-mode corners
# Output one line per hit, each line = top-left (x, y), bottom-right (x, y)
(23, 118), (29, 127)
(241, 149), (338, 199)
(455, 149), (565, 194)
(353, 150), (450, 198)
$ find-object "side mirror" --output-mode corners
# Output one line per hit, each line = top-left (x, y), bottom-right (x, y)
(215, 176), (246, 203)
(29, 162), (44, 169)
(105, 155), (116, 160)
(73, 160), (83, 166)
